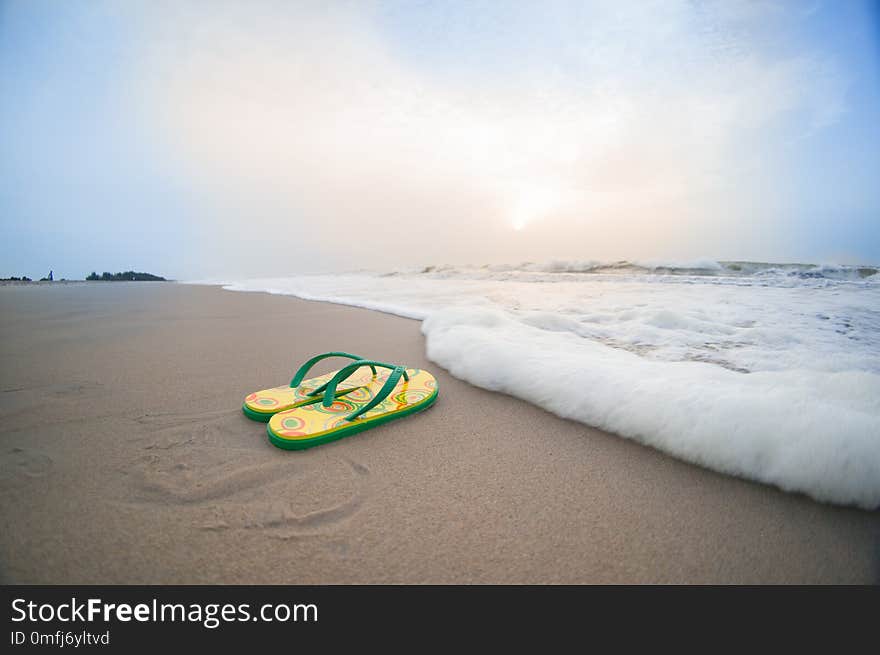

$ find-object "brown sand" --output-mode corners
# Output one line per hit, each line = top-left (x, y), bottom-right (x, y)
(0, 282), (877, 584)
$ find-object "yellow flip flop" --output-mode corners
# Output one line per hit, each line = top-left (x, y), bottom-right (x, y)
(242, 352), (379, 422)
(267, 360), (438, 449)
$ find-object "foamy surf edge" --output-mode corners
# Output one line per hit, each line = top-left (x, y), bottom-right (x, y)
(423, 307), (880, 510)
(220, 280), (428, 320)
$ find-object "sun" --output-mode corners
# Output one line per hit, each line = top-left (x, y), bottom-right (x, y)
(508, 183), (562, 231)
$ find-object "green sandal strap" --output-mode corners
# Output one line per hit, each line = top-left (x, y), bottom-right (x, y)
(290, 352), (376, 388)
(319, 360), (409, 421)
(308, 359), (404, 397)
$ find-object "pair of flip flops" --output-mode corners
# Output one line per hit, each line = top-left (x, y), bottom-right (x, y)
(243, 352), (439, 450)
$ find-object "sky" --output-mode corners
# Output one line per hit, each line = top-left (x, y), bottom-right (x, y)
(1, 0), (879, 280)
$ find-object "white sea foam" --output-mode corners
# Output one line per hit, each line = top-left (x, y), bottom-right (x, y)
(204, 261), (880, 508)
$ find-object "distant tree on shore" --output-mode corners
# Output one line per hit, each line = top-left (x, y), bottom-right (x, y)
(1, 276), (32, 282)
(86, 271), (167, 281)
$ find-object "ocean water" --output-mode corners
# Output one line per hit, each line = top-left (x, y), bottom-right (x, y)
(207, 260), (880, 508)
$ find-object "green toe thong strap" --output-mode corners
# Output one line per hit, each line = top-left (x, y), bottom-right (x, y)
(290, 352), (377, 388)
(318, 360), (409, 421)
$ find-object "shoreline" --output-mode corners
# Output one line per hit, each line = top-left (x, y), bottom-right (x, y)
(0, 282), (877, 583)
(213, 276), (880, 510)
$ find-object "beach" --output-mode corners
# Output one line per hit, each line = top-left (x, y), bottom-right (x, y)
(0, 282), (877, 584)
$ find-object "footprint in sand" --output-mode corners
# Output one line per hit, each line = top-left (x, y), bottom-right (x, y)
(0, 381), (104, 417)
(119, 444), (369, 538)
(133, 409), (249, 450)
(0, 447), (53, 488)
(134, 408), (237, 430)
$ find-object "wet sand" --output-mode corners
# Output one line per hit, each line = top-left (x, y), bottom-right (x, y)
(0, 282), (877, 583)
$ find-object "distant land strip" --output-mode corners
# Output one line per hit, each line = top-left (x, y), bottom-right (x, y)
(1, 271), (167, 283)
(86, 271), (167, 281)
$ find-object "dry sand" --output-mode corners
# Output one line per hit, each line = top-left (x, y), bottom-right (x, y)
(0, 282), (877, 583)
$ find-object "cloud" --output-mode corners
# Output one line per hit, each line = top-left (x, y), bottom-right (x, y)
(126, 0), (849, 273)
